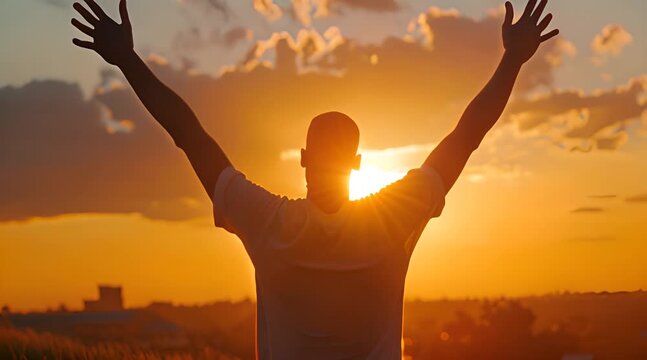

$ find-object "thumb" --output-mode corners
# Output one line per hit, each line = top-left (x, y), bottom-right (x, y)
(119, 0), (131, 26)
(503, 1), (514, 27)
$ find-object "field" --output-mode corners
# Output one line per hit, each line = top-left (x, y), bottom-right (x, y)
(3, 291), (647, 359)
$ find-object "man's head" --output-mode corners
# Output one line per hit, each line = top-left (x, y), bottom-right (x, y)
(301, 112), (361, 197)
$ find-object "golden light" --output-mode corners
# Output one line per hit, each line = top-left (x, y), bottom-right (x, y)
(440, 331), (450, 341)
(349, 165), (406, 200)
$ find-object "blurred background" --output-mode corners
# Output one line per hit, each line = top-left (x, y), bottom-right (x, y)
(1, 0), (646, 359)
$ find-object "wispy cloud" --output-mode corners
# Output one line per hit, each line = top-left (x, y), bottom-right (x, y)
(587, 195), (617, 199)
(177, 0), (232, 20)
(571, 207), (606, 214)
(568, 235), (616, 243)
(172, 26), (253, 53)
(281, 143), (438, 161)
(626, 194), (647, 203)
(35, 0), (68, 8)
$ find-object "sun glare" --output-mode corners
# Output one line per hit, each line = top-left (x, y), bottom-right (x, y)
(349, 166), (406, 200)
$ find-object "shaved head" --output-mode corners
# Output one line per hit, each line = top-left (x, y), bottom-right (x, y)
(305, 111), (360, 164)
(301, 112), (362, 211)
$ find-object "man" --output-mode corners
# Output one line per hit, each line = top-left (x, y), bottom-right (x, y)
(71, 0), (558, 358)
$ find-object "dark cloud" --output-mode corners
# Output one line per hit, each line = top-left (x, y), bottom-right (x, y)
(571, 207), (606, 214)
(506, 76), (646, 151)
(336, 0), (399, 12)
(221, 27), (252, 48)
(205, 0), (229, 16)
(319, 0), (400, 15)
(0, 80), (209, 222)
(626, 194), (647, 203)
(288, 0), (400, 26)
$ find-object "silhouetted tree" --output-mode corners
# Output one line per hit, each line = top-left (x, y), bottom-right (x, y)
(406, 300), (579, 360)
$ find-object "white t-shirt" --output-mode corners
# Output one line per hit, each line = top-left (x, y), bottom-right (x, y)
(213, 165), (446, 360)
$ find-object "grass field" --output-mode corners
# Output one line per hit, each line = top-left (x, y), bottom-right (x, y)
(0, 327), (239, 360)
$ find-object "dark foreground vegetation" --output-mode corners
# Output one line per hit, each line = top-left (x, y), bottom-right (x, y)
(2, 291), (646, 359)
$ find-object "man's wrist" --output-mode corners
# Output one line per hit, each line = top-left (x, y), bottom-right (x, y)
(501, 50), (524, 71)
(116, 49), (139, 70)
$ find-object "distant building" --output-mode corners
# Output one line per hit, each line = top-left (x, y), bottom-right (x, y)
(83, 285), (123, 312)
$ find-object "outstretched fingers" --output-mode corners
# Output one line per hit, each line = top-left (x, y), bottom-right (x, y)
(83, 0), (109, 20)
(71, 18), (94, 37)
(531, 0), (548, 23)
(119, 0), (131, 27)
(522, 0), (538, 19)
(538, 13), (553, 31)
(72, 38), (95, 50)
(503, 1), (514, 27)
(541, 29), (559, 42)
(73, 2), (99, 26)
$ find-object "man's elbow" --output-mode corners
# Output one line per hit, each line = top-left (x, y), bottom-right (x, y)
(449, 129), (481, 154)
(172, 124), (206, 150)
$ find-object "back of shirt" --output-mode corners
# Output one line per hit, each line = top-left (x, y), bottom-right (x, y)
(213, 165), (446, 359)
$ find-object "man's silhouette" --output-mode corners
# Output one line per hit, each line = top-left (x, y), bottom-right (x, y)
(72, 0), (559, 358)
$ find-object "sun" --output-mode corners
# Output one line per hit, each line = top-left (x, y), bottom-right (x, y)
(349, 166), (406, 200)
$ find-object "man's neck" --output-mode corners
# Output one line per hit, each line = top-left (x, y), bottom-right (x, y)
(306, 187), (349, 214)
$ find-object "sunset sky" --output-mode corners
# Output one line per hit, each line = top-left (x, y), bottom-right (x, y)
(1, 0), (646, 312)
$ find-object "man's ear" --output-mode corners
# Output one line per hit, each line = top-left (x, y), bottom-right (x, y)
(352, 154), (362, 170)
(300, 149), (307, 168)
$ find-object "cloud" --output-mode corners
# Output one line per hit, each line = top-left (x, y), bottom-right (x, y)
(1, 7), (642, 222)
(221, 27), (254, 47)
(172, 26), (253, 52)
(315, 0), (400, 16)
(205, 0), (229, 17)
(281, 142), (436, 162)
(587, 195), (617, 199)
(571, 207), (606, 214)
(288, 0), (400, 26)
(337, 0), (399, 12)
(281, 128), (533, 184)
(568, 235), (616, 243)
(506, 76), (647, 151)
(592, 24), (633, 57)
(0, 80), (209, 222)
(592, 24), (633, 66)
(35, 0), (68, 8)
(177, 0), (232, 20)
(291, 0), (327, 27)
(254, 0), (283, 21)
(626, 194), (647, 203)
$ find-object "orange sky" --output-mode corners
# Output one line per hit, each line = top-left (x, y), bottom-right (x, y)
(2, 138), (645, 311)
(1, 0), (646, 312)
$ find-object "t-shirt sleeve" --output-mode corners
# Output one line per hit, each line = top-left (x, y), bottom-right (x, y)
(369, 164), (446, 254)
(212, 166), (285, 258)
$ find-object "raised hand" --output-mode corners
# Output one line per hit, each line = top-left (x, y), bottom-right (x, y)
(502, 0), (559, 64)
(72, 0), (133, 66)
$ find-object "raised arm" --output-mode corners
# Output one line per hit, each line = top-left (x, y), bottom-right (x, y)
(72, 0), (231, 197)
(424, 0), (558, 192)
